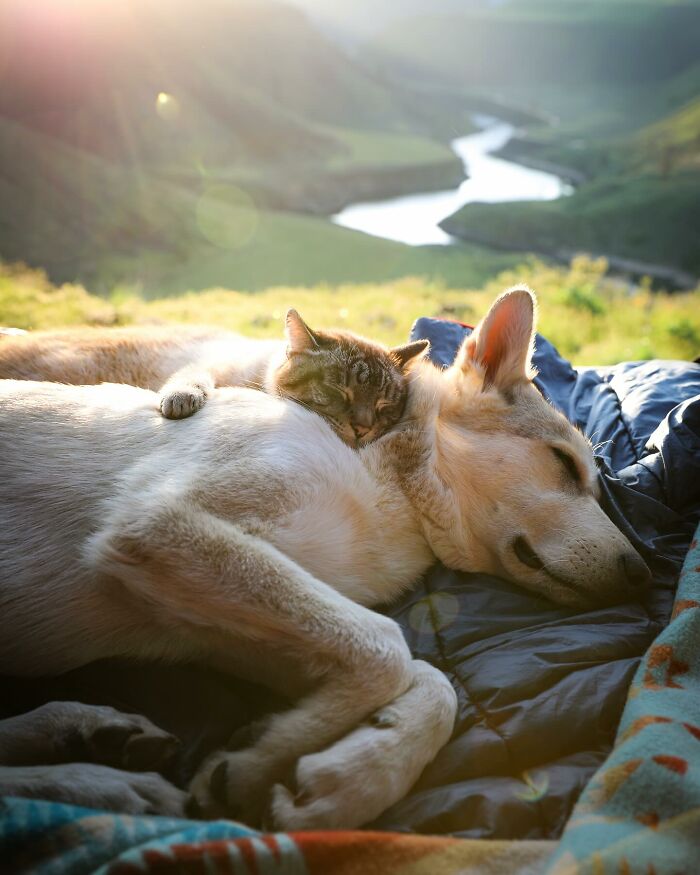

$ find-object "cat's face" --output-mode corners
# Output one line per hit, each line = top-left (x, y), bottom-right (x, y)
(272, 310), (429, 448)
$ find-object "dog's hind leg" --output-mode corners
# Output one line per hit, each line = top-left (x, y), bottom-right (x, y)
(0, 703), (186, 815)
(90, 506), (420, 825)
(0, 702), (180, 773)
(0, 763), (186, 815)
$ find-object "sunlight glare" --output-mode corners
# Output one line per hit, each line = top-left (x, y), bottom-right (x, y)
(196, 185), (260, 251)
(155, 92), (180, 121)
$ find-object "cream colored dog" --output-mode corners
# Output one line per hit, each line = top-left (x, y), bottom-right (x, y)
(0, 289), (650, 828)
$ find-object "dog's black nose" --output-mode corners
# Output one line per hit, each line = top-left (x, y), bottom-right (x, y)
(619, 551), (652, 595)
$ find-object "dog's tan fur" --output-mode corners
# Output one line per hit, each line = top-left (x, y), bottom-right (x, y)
(0, 289), (649, 827)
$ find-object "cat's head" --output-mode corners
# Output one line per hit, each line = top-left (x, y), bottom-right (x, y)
(272, 309), (429, 447)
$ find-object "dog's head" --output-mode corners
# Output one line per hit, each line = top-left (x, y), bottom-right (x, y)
(424, 287), (650, 608)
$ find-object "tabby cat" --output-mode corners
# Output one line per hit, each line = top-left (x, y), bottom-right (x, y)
(273, 310), (428, 446)
(0, 311), (429, 447)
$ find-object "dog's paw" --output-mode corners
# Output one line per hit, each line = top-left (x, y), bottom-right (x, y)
(159, 386), (207, 419)
(268, 741), (379, 831)
(267, 713), (410, 831)
(44, 702), (180, 774)
(188, 748), (280, 824)
(268, 665), (457, 831)
(117, 769), (187, 816)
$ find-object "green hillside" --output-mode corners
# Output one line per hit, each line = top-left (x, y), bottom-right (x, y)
(441, 172), (700, 283)
(0, 111), (514, 294)
(442, 67), (700, 284)
(0, 0), (474, 287)
(634, 98), (700, 173)
(386, 2), (700, 284)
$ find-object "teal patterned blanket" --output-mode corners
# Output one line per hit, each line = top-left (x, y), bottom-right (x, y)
(547, 526), (700, 874)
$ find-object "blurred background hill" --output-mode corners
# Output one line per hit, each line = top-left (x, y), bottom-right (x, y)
(0, 0), (698, 360)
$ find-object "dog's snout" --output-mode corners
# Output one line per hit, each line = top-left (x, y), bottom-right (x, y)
(619, 551), (652, 595)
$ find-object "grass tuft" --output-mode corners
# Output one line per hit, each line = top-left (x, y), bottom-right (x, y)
(1, 256), (698, 366)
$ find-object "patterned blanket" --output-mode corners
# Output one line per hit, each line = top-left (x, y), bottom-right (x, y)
(547, 526), (700, 874)
(0, 797), (553, 874)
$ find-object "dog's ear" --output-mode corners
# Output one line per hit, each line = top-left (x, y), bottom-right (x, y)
(455, 287), (537, 392)
(285, 309), (320, 354)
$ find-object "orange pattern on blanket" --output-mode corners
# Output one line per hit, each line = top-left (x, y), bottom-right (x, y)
(619, 715), (672, 742)
(584, 759), (644, 809)
(642, 644), (688, 689)
(652, 754), (688, 775)
(293, 831), (462, 875)
(671, 599), (699, 620)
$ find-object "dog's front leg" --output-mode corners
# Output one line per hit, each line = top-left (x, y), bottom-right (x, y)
(90, 504), (416, 825)
(270, 659), (457, 830)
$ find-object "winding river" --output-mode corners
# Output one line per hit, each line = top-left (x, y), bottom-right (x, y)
(332, 116), (573, 246)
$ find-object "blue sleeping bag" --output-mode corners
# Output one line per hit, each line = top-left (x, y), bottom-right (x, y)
(2, 320), (699, 840)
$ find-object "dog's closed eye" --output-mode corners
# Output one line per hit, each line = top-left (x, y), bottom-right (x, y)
(551, 447), (581, 486)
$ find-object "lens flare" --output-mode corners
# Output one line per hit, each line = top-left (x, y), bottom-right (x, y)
(196, 185), (260, 251)
(514, 770), (550, 801)
(408, 592), (460, 635)
(155, 92), (180, 121)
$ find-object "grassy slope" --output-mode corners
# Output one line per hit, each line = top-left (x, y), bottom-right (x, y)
(98, 208), (520, 297)
(0, 0), (469, 288)
(630, 99), (700, 173)
(323, 126), (455, 169)
(0, 111), (513, 295)
(3, 256), (698, 366)
(502, 78), (700, 181)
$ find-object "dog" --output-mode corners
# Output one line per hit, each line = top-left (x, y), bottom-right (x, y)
(0, 288), (650, 828)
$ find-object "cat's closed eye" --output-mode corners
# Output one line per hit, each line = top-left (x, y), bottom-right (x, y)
(316, 389), (348, 410)
(376, 400), (398, 415)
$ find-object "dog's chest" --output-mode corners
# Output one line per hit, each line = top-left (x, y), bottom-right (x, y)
(265, 468), (432, 606)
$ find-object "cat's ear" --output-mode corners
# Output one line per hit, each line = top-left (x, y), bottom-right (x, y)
(390, 339), (430, 372)
(454, 287), (536, 392)
(285, 309), (319, 354)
